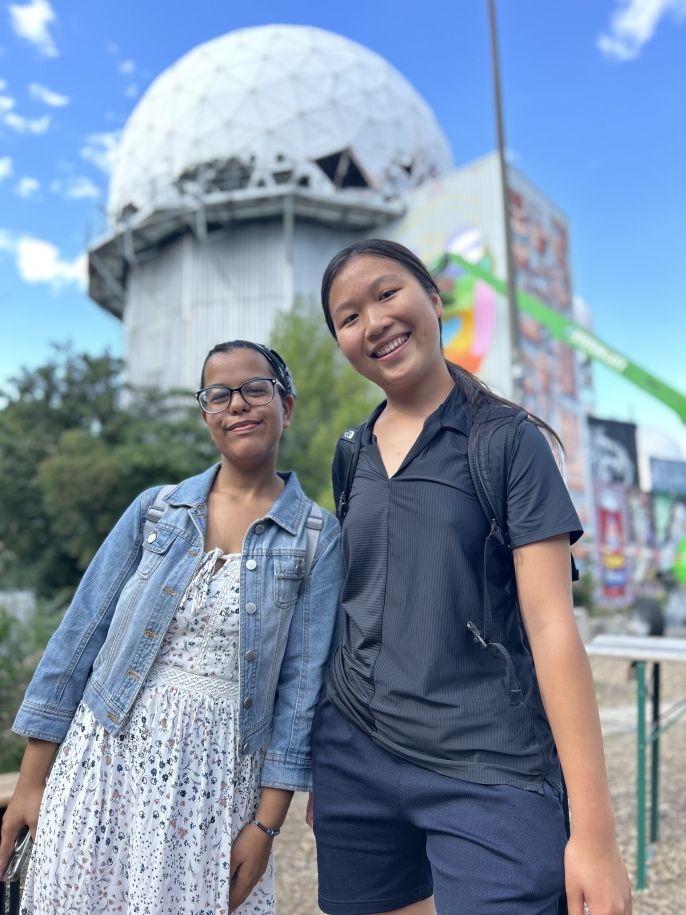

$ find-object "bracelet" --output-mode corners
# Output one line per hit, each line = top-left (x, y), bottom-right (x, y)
(252, 818), (280, 838)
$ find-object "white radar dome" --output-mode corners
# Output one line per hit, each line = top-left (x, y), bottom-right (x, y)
(108, 24), (452, 223)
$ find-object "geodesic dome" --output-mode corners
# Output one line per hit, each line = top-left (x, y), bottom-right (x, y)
(108, 24), (452, 223)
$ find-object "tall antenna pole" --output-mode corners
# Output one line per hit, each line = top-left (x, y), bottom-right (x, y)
(487, 0), (522, 401)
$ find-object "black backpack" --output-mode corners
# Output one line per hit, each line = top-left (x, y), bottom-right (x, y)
(331, 400), (576, 910)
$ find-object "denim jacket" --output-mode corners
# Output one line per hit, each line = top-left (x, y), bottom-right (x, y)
(14, 465), (343, 792)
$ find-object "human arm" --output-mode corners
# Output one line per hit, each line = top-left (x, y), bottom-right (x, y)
(514, 535), (631, 915)
(0, 738), (59, 875)
(260, 515), (343, 791)
(12, 488), (160, 742)
(228, 787), (293, 911)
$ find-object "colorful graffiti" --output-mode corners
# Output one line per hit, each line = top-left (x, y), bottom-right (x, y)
(433, 231), (497, 374)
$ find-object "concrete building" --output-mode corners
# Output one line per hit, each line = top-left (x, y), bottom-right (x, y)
(88, 24), (452, 392)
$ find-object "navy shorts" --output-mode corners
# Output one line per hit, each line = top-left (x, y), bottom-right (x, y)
(312, 694), (567, 915)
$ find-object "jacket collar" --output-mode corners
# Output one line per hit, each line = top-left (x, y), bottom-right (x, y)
(167, 464), (308, 535)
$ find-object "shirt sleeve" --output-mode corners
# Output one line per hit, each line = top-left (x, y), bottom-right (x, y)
(506, 421), (583, 549)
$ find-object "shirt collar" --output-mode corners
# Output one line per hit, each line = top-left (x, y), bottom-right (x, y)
(362, 363), (470, 440)
(438, 368), (470, 435)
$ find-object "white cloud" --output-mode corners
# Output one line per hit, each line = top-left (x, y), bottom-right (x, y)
(15, 175), (40, 197)
(51, 175), (101, 200)
(80, 130), (121, 173)
(118, 59), (135, 75)
(0, 229), (86, 288)
(28, 81), (69, 107)
(597, 0), (686, 61)
(8, 0), (58, 58)
(0, 94), (15, 111)
(18, 237), (85, 286)
(4, 111), (50, 133)
(124, 83), (139, 99)
(0, 156), (13, 181)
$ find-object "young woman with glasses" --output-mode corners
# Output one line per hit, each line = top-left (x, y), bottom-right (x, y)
(0, 340), (343, 915)
(310, 240), (631, 915)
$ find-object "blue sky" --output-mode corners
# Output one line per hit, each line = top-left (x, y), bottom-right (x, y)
(1, 0), (685, 450)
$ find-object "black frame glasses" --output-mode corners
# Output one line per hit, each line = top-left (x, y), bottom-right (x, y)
(196, 377), (284, 414)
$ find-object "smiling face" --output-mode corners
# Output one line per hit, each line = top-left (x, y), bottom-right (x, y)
(327, 254), (445, 396)
(201, 347), (294, 471)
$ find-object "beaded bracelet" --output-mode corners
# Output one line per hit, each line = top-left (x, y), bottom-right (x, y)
(252, 818), (280, 838)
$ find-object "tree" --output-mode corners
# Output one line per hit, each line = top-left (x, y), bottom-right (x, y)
(0, 594), (66, 772)
(0, 346), (214, 595)
(270, 299), (379, 508)
(0, 346), (127, 593)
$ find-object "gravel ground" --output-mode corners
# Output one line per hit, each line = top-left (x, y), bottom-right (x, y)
(275, 656), (686, 914)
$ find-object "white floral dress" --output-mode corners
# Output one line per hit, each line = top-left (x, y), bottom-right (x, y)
(21, 551), (275, 915)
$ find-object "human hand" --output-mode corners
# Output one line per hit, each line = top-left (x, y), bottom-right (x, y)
(228, 822), (273, 912)
(0, 780), (43, 877)
(564, 833), (632, 915)
(305, 792), (313, 829)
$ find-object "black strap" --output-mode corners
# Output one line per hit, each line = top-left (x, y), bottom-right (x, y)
(334, 426), (365, 522)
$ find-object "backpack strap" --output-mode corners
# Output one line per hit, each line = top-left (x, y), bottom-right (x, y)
(332, 424), (366, 522)
(467, 404), (527, 545)
(468, 407), (579, 581)
(142, 484), (177, 541)
(467, 405), (527, 649)
(303, 503), (324, 580)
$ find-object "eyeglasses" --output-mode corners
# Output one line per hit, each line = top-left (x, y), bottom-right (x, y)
(196, 378), (284, 413)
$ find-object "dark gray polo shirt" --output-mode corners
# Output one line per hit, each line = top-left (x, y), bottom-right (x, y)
(327, 383), (582, 790)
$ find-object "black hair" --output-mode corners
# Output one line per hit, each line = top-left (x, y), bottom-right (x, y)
(199, 340), (296, 397)
(321, 238), (439, 338)
(320, 238), (562, 447)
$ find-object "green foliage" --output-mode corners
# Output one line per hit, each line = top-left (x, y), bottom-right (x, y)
(0, 597), (66, 773)
(270, 299), (379, 508)
(0, 345), (213, 595)
(572, 570), (597, 613)
(0, 608), (34, 772)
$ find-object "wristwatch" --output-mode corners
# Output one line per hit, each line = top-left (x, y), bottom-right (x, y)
(253, 818), (280, 838)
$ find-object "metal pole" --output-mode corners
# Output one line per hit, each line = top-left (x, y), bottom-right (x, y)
(487, 0), (522, 402)
(651, 663), (661, 843)
(636, 661), (647, 890)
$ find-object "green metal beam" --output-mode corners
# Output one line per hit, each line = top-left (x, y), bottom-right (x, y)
(432, 252), (686, 424)
(637, 662), (647, 890)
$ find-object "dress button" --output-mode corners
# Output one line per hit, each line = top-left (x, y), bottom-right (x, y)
(245, 559), (257, 571)
(243, 697), (253, 709)
(245, 602), (257, 615)
(245, 649), (256, 662)
(147, 532), (157, 543)
(254, 523), (265, 535)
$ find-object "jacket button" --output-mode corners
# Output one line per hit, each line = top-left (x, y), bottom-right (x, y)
(254, 523), (265, 534)
(243, 697), (253, 709)
(245, 559), (257, 571)
(245, 602), (257, 615)
(147, 532), (157, 543)
(245, 649), (256, 661)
